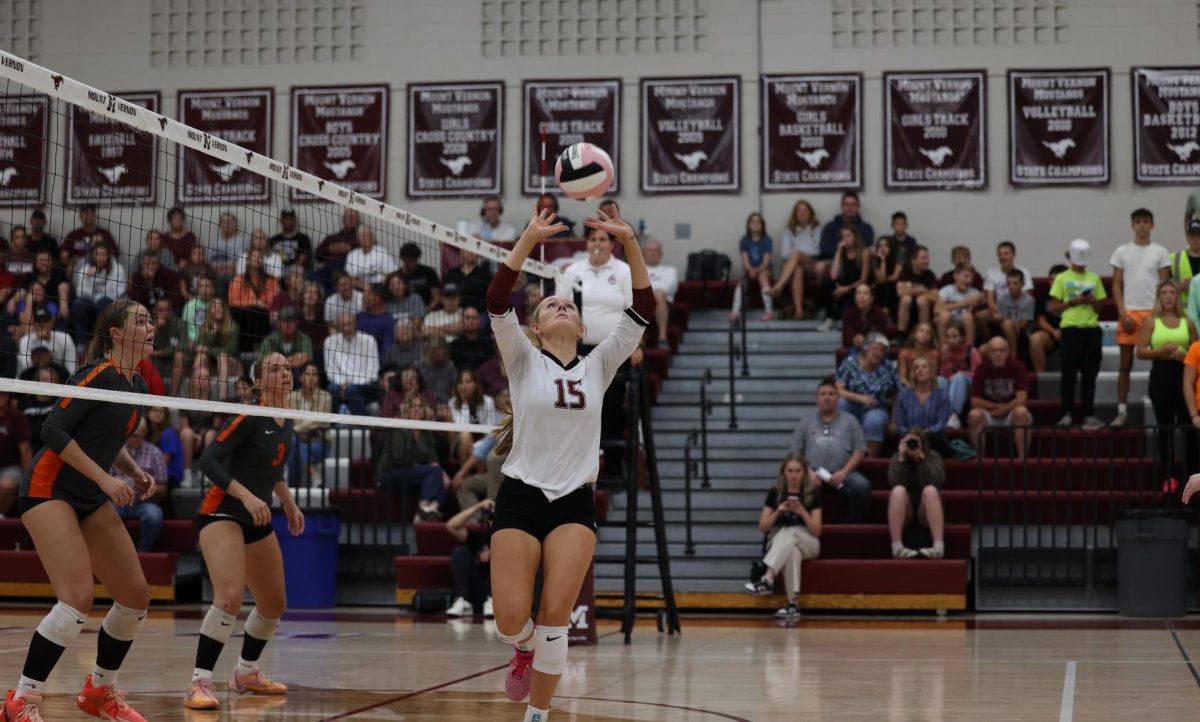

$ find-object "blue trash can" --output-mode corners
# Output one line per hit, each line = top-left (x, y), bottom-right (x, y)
(272, 510), (340, 608)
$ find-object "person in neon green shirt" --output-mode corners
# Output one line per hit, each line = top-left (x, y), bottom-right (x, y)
(1180, 219), (1200, 322)
(1048, 239), (1107, 429)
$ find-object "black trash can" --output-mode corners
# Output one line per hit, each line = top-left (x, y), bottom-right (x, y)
(1115, 510), (1189, 617)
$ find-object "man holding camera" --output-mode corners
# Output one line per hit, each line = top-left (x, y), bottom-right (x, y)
(445, 499), (495, 618)
(886, 428), (946, 559)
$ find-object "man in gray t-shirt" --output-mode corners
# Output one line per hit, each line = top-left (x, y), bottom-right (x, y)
(992, 268), (1036, 354)
(790, 380), (871, 523)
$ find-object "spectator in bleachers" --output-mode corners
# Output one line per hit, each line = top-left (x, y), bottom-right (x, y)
(150, 295), (187, 395)
(144, 405), (183, 488)
(206, 212), (249, 289)
(345, 225), (397, 291)
(297, 280), (329, 354)
(841, 284), (890, 358)
(771, 200), (821, 320)
(790, 378), (871, 522)
(386, 272), (425, 326)
(270, 265), (307, 325)
(181, 273), (215, 346)
(19, 366), (58, 451)
(133, 229), (178, 278)
(869, 236), (901, 315)
(71, 239), (127, 346)
(937, 246), (984, 291)
(449, 307), (493, 372)
(235, 228), (284, 279)
(992, 269), (1036, 358)
(423, 283), (466, 342)
(466, 195), (518, 243)
(983, 241), (1033, 313)
(193, 297), (241, 384)
(127, 250), (180, 314)
(939, 319), (981, 427)
(270, 209), (312, 270)
(314, 207), (360, 290)
(399, 242), (442, 310)
(357, 283), (396, 354)
(1030, 263), (1068, 374)
(886, 428), (946, 559)
(519, 281), (543, 327)
(110, 419), (168, 552)
(1177, 219), (1200, 309)
(5, 226), (34, 277)
(533, 194), (575, 238)
(819, 191), (874, 260)
(730, 212), (775, 322)
(385, 319), (425, 369)
(1051, 240), (1106, 429)
(26, 208), (57, 258)
(1141, 280), (1198, 481)
(642, 238), (679, 342)
(476, 345), (508, 396)
(452, 397), (510, 517)
(178, 244), (213, 301)
(325, 311), (380, 416)
(1111, 208), (1172, 428)
(179, 365), (223, 482)
(896, 245), (939, 336)
(9, 279), (58, 343)
(895, 357), (955, 458)
(324, 271), (363, 323)
(448, 368), (499, 463)
(164, 206), (197, 267)
(742, 452), (822, 620)
(288, 361), (331, 487)
(835, 333), (898, 457)
(936, 264), (985, 345)
(879, 211), (918, 266)
(233, 376), (255, 405)
(17, 347), (68, 387)
(382, 365), (438, 419)
(420, 338), (457, 404)
(0, 389), (31, 518)
(19, 309), (76, 376)
(261, 307), (313, 376)
(227, 247), (277, 353)
(556, 226), (633, 344)
(444, 250), (492, 316)
(60, 205), (116, 270)
(820, 226), (868, 330)
(898, 322), (939, 389)
(378, 395), (451, 521)
(445, 498), (496, 618)
(20, 250), (71, 324)
(967, 336), (1032, 459)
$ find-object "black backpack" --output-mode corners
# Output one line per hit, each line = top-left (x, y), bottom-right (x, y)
(686, 250), (732, 282)
(411, 588), (454, 614)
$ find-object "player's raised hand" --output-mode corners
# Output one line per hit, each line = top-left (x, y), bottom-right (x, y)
(583, 207), (635, 242)
(520, 206), (568, 244)
(1183, 474), (1200, 504)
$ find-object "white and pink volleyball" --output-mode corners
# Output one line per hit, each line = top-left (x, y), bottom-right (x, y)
(555, 142), (614, 200)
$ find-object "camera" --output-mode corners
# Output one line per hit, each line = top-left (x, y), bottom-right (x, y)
(905, 438), (920, 450)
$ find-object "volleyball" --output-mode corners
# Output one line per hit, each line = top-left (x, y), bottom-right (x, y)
(555, 142), (614, 200)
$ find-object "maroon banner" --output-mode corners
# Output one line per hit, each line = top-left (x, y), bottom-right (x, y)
(885, 71), (987, 190)
(66, 91), (160, 205)
(762, 73), (862, 191)
(0, 95), (47, 207)
(176, 87), (273, 204)
(1009, 69), (1109, 187)
(290, 84), (388, 202)
(1133, 67), (1200, 185)
(640, 76), (739, 194)
(407, 81), (503, 198)
(523, 79), (620, 196)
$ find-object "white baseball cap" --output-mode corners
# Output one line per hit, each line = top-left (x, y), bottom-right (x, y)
(1068, 238), (1091, 266)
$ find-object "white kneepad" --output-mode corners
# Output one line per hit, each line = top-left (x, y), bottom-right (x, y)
(101, 603), (147, 642)
(199, 606), (236, 645)
(243, 608), (279, 643)
(531, 625), (569, 676)
(497, 618), (534, 647)
(36, 602), (88, 647)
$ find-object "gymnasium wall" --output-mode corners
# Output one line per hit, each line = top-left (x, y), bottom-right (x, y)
(11, 0), (1200, 274)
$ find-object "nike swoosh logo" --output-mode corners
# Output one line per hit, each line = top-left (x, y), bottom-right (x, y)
(546, 635), (562, 642)
(75, 619), (85, 624)
(265, 430), (276, 435)
(219, 621), (232, 626)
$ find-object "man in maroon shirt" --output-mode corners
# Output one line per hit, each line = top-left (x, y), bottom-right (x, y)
(967, 336), (1032, 460)
(127, 251), (182, 312)
(60, 205), (117, 270)
(0, 390), (32, 517)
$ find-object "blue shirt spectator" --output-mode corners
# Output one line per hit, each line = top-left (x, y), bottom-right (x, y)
(739, 234), (773, 269)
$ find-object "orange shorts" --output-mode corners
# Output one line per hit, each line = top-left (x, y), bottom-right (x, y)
(1116, 309), (1152, 346)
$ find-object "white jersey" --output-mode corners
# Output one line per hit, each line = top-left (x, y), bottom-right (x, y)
(491, 305), (648, 500)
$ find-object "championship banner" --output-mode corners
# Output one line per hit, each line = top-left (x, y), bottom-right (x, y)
(1132, 67), (1200, 185)
(523, 79), (620, 196)
(885, 70), (987, 190)
(640, 76), (739, 193)
(407, 81), (502, 198)
(762, 74), (862, 191)
(291, 84), (388, 202)
(176, 87), (273, 204)
(0, 95), (47, 207)
(1009, 69), (1109, 187)
(66, 91), (160, 205)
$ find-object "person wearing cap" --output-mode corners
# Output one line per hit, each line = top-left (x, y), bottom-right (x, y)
(423, 283), (465, 343)
(269, 209), (312, 270)
(260, 306), (313, 375)
(17, 308), (76, 376)
(1110, 208), (1171, 428)
(1050, 239), (1108, 430)
(1178, 219), (1200, 321)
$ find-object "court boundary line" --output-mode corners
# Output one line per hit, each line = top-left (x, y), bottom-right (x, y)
(1058, 661), (1076, 722)
(1166, 620), (1200, 689)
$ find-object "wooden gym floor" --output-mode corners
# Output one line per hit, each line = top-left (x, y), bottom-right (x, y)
(0, 607), (1198, 721)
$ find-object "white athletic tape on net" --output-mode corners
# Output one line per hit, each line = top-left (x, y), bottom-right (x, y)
(0, 50), (564, 283)
(0, 377), (496, 435)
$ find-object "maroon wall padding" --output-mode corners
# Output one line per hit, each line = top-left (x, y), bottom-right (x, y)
(670, 302), (690, 331)
(857, 457), (1156, 491)
(818, 524), (971, 560)
(0, 551), (178, 586)
(0, 519), (197, 554)
(415, 522), (485, 556)
(801, 559), (967, 595)
(822, 489), (1157, 525)
(676, 281), (737, 309)
(393, 556), (452, 589)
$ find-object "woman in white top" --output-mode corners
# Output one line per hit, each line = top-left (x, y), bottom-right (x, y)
(488, 206), (654, 722)
(70, 239), (127, 347)
(447, 368), (499, 463)
(554, 226), (632, 348)
(770, 199), (822, 318)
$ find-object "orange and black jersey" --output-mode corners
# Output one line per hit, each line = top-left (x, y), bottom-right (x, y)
(196, 413), (293, 525)
(20, 360), (147, 508)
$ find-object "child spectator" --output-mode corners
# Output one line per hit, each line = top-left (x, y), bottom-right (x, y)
(1050, 240), (1107, 429)
(879, 210), (918, 265)
(896, 245), (939, 336)
(869, 236), (901, 315)
(937, 246), (984, 290)
(993, 269), (1036, 359)
(1029, 264), (1069, 374)
(730, 212), (775, 321)
(898, 322), (939, 389)
(936, 263), (985, 345)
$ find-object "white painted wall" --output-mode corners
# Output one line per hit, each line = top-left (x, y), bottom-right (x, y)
(11, 0), (1200, 276)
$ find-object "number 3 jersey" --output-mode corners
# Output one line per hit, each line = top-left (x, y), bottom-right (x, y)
(197, 412), (294, 524)
(490, 302), (648, 501)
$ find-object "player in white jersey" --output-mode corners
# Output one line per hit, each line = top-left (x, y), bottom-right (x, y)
(487, 206), (655, 722)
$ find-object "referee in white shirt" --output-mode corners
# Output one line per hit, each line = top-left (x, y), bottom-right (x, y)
(488, 205), (654, 722)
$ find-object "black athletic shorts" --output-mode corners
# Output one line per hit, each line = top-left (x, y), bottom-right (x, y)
(492, 476), (596, 542)
(198, 514), (275, 545)
(18, 496), (107, 522)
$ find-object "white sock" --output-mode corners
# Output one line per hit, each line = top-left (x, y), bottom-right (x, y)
(891, 541), (903, 553)
(90, 666), (117, 687)
(235, 658), (258, 676)
(524, 705), (550, 722)
(191, 668), (213, 682)
(1118, 402), (1127, 414)
(933, 540), (945, 553)
(761, 290), (774, 313)
(15, 676), (43, 700)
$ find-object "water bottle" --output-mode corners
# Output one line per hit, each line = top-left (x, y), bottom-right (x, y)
(637, 218), (648, 238)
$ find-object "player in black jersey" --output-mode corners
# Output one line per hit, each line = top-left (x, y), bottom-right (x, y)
(3, 300), (157, 722)
(183, 352), (302, 710)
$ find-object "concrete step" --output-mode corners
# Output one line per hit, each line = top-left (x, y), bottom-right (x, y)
(595, 540), (762, 557)
(598, 523), (766, 544)
(657, 386), (822, 405)
(607, 488), (768, 510)
(606, 507), (762, 523)
(653, 404), (813, 422)
(666, 368), (833, 381)
(669, 353), (834, 370)
(1034, 371), (1149, 401)
(653, 418), (798, 433)
(661, 377), (824, 395)
(592, 556), (755, 579)
(659, 459), (782, 477)
(655, 431), (793, 449)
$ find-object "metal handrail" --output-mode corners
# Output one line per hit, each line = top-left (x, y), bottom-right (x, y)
(683, 429), (699, 555)
(699, 369), (712, 489)
(726, 319), (739, 429)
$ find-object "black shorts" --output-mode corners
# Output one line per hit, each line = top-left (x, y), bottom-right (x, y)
(492, 476), (596, 542)
(18, 496), (107, 522)
(198, 515), (275, 545)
